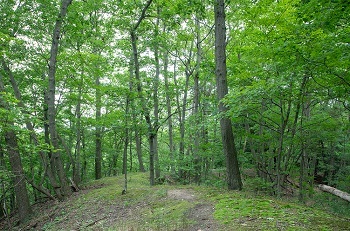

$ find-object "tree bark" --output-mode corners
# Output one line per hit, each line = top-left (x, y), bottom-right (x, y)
(153, 8), (160, 180)
(131, 30), (155, 185)
(129, 60), (145, 173)
(163, 49), (175, 174)
(123, 89), (130, 176)
(214, 0), (242, 190)
(193, 14), (202, 184)
(95, 76), (102, 180)
(122, 122), (129, 193)
(135, 129), (145, 172)
(1, 59), (60, 198)
(318, 184), (350, 202)
(0, 75), (32, 221)
(177, 42), (194, 180)
(130, 0), (154, 185)
(162, 46), (176, 175)
(47, 0), (73, 199)
(74, 74), (82, 184)
(131, 32), (156, 185)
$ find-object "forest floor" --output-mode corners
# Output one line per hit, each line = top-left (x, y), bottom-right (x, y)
(1, 172), (350, 230)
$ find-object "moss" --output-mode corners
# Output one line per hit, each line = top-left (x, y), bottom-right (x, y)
(212, 192), (350, 230)
(24, 172), (350, 231)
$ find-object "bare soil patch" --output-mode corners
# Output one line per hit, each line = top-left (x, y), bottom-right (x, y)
(167, 189), (196, 201)
(185, 203), (220, 231)
(167, 189), (221, 231)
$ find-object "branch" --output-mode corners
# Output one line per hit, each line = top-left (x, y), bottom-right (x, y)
(132, 0), (153, 31)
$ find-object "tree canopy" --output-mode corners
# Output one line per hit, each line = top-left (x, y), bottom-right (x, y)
(0, 0), (349, 221)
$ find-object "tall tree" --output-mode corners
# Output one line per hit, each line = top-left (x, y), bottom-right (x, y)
(95, 73), (102, 180)
(214, 0), (242, 190)
(0, 74), (32, 221)
(193, 13), (202, 184)
(130, 0), (155, 185)
(47, 0), (73, 199)
(153, 6), (161, 180)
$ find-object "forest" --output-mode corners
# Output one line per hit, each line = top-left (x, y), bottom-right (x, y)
(0, 0), (349, 227)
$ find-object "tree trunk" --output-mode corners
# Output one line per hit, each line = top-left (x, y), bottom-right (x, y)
(0, 145), (8, 220)
(318, 184), (350, 202)
(130, 0), (154, 185)
(129, 63), (145, 173)
(299, 98), (310, 201)
(43, 89), (63, 199)
(4, 129), (32, 221)
(1, 59), (59, 198)
(47, 0), (73, 199)
(131, 30), (155, 185)
(74, 76), (82, 184)
(128, 55), (145, 173)
(163, 49), (175, 174)
(153, 9), (160, 179)
(257, 99), (268, 181)
(214, 0), (242, 190)
(95, 76), (102, 180)
(0, 75), (32, 222)
(148, 134), (156, 185)
(123, 92), (130, 176)
(81, 129), (87, 181)
(176, 47), (193, 180)
(122, 126), (128, 192)
(173, 61), (183, 178)
(193, 14), (202, 184)
(135, 127), (145, 172)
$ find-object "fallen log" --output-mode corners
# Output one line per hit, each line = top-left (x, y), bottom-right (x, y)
(318, 184), (350, 202)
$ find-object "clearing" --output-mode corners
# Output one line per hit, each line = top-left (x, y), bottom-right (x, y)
(1, 172), (349, 230)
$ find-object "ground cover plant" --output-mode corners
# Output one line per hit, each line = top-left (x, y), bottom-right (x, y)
(1, 172), (349, 231)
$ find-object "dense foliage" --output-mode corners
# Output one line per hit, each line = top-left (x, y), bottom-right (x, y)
(0, 0), (349, 221)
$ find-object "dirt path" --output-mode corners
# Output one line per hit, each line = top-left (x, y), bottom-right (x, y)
(167, 189), (221, 231)
(1, 186), (222, 231)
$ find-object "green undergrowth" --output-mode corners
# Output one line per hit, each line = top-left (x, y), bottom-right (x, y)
(12, 172), (350, 231)
(213, 195), (349, 230)
(204, 186), (350, 231)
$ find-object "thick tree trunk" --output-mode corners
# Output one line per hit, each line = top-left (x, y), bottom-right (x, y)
(1, 59), (59, 197)
(214, 0), (242, 190)
(47, 0), (73, 199)
(0, 75), (32, 221)
(43, 89), (63, 198)
(4, 130), (32, 221)
(318, 184), (350, 202)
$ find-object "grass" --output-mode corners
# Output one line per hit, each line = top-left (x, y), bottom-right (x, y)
(204, 179), (350, 231)
(213, 193), (349, 230)
(3, 172), (349, 231)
